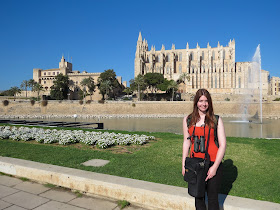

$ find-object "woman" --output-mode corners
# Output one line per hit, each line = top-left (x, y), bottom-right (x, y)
(182, 89), (226, 210)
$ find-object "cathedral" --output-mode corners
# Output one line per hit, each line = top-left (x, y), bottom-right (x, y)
(134, 32), (270, 96)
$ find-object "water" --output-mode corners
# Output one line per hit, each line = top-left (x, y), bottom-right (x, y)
(250, 44), (262, 123)
(19, 117), (279, 139)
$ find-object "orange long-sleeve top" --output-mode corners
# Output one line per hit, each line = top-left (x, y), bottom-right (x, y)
(188, 125), (218, 162)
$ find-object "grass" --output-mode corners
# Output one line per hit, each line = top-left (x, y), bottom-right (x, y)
(19, 177), (30, 181)
(43, 183), (56, 188)
(118, 200), (130, 209)
(0, 126), (279, 203)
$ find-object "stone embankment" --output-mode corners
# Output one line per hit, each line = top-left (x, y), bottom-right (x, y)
(1, 100), (280, 119)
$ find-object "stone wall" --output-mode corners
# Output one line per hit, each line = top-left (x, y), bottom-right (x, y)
(1, 100), (280, 118)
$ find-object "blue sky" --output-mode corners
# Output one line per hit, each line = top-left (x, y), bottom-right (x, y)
(0, 0), (279, 90)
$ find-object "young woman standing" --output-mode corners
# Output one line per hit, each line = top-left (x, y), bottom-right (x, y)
(182, 89), (226, 210)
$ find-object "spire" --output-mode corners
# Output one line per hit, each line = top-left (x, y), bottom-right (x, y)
(207, 42), (211, 48)
(217, 41), (220, 47)
(138, 32), (142, 42)
(161, 44), (165, 51)
(186, 42), (189, 49)
(196, 43), (200, 48)
(172, 44), (175, 50)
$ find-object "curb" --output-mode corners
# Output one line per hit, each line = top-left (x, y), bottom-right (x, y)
(0, 157), (279, 210)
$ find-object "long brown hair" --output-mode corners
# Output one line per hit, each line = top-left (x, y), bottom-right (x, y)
(188, 89), (216, 128)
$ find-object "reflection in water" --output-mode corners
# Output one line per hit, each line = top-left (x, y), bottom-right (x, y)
(12, 117), (280, 138)
(99, 117), (278, 138)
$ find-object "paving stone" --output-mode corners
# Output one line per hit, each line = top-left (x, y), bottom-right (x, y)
(82, 159), (110, 167)
(68, 196), (118, 210)
(0, 200), (13, 209)
(39, 188), (76, 202)
(14, 181), (49, 195)
(0, 185), (19, 198)
(3, 205), (27, 210)
(33, 201), (85, 210)
(0, 175), (23, 187)
(2, 191), (49, 209)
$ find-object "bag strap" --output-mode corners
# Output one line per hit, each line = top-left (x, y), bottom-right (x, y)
(204, 127), (211, 162)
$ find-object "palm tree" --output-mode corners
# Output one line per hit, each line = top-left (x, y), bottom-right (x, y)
(20, 80), (29, 98)
(10, 86), (21, 99)
(178, 72), (190, 84)
(167, 80), (179, 101)
(100, 80), (112, 100)
(134, 74), (146, 101)
(80, 77), (96, 100)
(33, 83), (44, 100)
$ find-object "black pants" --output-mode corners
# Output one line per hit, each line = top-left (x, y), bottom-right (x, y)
(195, 162), (223, 210)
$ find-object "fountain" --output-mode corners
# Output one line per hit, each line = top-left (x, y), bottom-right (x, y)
(252, 44), (262, 123)
(231, 45), (263, 126)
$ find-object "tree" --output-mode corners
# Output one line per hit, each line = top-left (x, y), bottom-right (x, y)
(97, 69), (124, 100)
(123, 87), (132, 96)
(167, 80), (179, 101)
(50, 74), (70, 100)
(130, 74), (147, 101)
(33, 83), (44, 100)
(9, 86), (21, 99)
(99, 80), (112, 100)
(144, 73), (164, 94)
(178, 72), (190, 84)
(80, 77), (96, 100)
(157, 78), (172, 92)
(28, 79), (36, 91)
(20, 80), (29, 98)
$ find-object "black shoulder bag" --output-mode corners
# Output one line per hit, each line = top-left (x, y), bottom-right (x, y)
(184, 126), (211, 198)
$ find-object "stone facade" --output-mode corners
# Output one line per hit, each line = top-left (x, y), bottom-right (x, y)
(134, 32), (271, 95)
(32, 56), (125, 100)
(270, 76), (280, 96)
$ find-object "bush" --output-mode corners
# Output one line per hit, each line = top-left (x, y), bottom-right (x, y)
(79, 100), (83, 105)
(86, 100), (91, 104)
(98, 99), (105, 104)
(132, 103), (136, 107)
(273, 98), (280, 101)
(225, 98), (230, 101)
(30, 100), (35, 106)
(41, 100), (48, 107)
(2, 100), (9, 106)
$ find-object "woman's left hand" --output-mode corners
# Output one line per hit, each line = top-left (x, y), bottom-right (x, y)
(205, 166), (217, 181)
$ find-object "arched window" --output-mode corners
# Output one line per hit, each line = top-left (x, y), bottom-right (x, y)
(202, 51), (204, 60)
(166, 54), (170, 62)
(179, 53), (182, 61)
(167, 66), (170, 74)
(158, 55), (161, 62)
(223, 50), (225, 59)
(239, 77), (241, 88)
(190, 52), (193, 61)
(179, 64), (182, 73)
(212, 51), (215, 59)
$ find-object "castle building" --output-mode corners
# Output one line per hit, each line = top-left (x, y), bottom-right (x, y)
(270, 77), (280, 95)
(134, 32), (270, 96)
(33, 56), (125, 100)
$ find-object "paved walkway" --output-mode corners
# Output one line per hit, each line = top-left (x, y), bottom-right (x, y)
(0, 175), (146, 210)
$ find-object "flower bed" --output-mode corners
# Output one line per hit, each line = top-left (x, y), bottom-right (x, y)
(0, 126), (155, 149)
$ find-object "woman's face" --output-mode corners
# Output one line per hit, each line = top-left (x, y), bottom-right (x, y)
(197, 95), (208, 113)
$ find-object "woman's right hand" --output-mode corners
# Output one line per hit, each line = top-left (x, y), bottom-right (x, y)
(182, 166), (185, 176)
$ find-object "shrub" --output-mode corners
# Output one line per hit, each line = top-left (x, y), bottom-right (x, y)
(225, 98), (230, 101)
(273, 98), (280, 101)
(30, 100), (35, 106)
(2, 100), (9, 106)
(132, 103), (136, 107)
(41, 100), (48, 107)
(98, 99), (105, 104)
(86, 100), (91, 104)
(79, 100), (83, 105)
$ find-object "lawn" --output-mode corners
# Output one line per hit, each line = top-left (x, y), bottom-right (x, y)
(0, 125), (279, 204)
